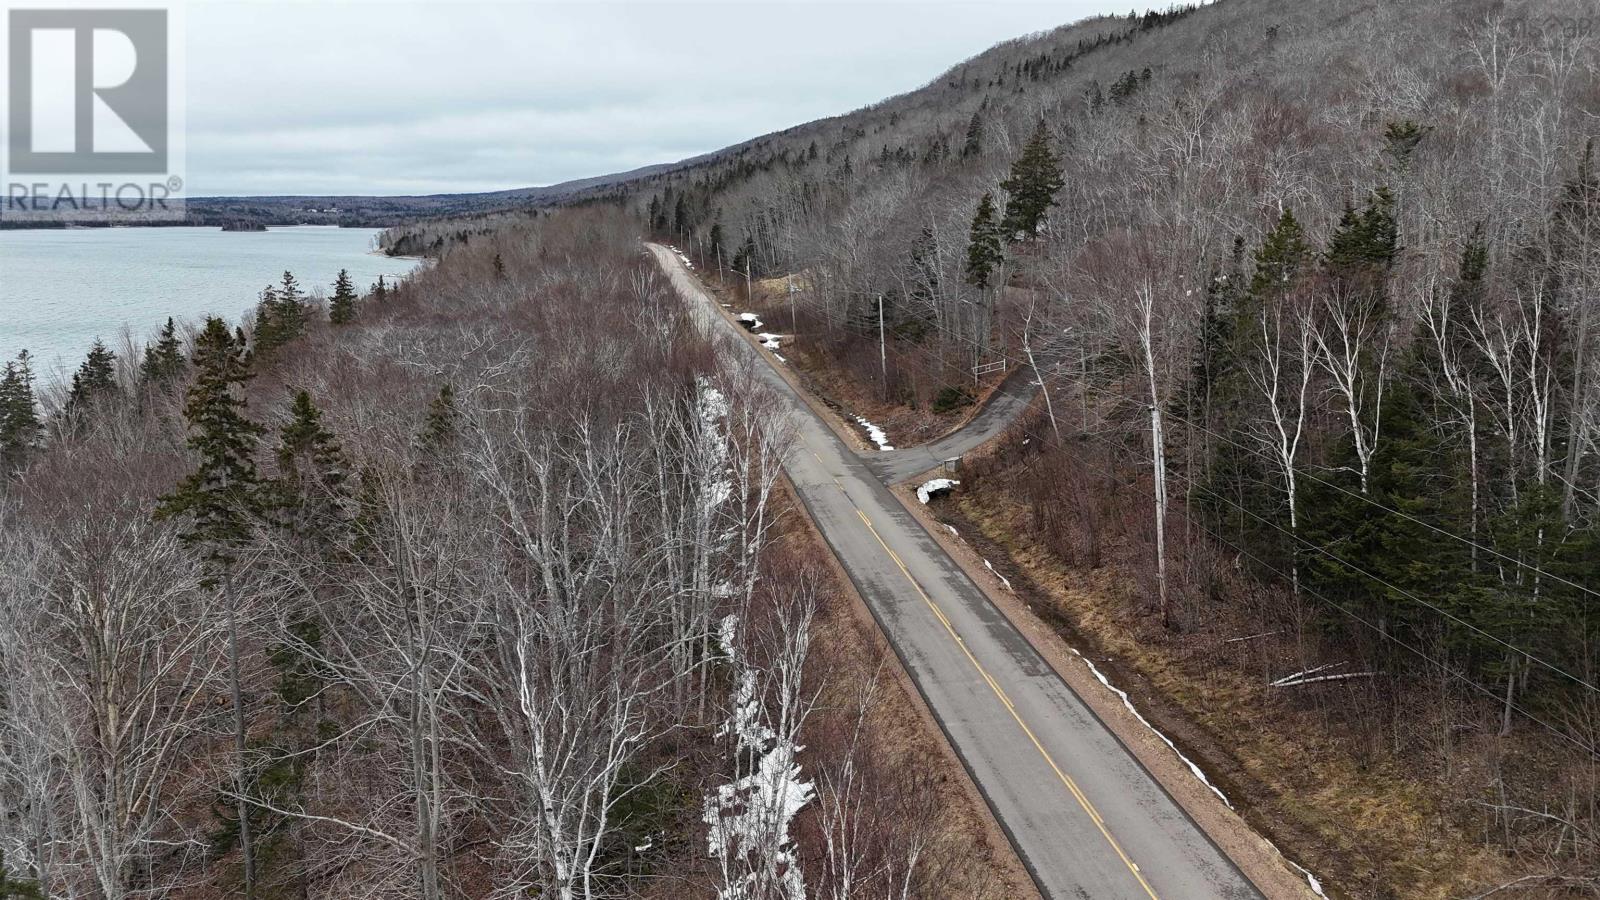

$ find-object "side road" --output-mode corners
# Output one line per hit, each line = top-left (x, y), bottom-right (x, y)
(650, 244), (1281, 900)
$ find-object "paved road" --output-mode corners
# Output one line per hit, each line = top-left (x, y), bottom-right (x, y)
(864, 363), (1040, 484)
(650, 246), (1263, 900)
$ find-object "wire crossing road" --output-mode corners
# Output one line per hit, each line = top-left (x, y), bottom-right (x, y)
(650, 245), (1263, 900)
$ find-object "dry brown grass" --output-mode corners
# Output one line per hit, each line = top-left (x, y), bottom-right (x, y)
(943, 478), (1530, 900)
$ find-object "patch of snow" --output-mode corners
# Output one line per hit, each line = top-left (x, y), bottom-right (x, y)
(695, 378), (737, 563)
(853, 415), (893, 451)
(757, 332), (783, 350)
(705, 614), (813, 900)
(1069, 648), (1232, 809)
(1269, 663), (1339, 685)
(945, 524), (959, 537)
(772, 353), (786, 363)
(982, 558), (1013, 592)
(916, 478), (959, 504)
(736, 312), (763, 332)
(1261, 837), (1330, 898)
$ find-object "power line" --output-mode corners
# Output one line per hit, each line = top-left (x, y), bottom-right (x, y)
(722, 267), (1600, 698)
(784, 274), (1600, 606)
(1061, 432), (1600, 758)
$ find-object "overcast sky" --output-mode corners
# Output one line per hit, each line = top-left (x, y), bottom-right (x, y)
(184, 1), (1143, 197)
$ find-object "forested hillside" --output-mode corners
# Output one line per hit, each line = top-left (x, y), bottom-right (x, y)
(0, 209), (1019, 899)
(625, 0), (1600, 894)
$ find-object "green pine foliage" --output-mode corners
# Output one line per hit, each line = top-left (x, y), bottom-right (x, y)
(329, 269), (358, 325)
(731, 236), (758, 276)
(272, 390), (351, 537)
(65, 339), (119, 419)
(0, 352), (38, 473)
(961, 111), (984, 158)
(417, 383), (457, 456)
(965, 192), (1004, 288)
(0, 853), (44, 900)
(141, 317), (188, 384)
(253, 271), (309, 354)
(999, 121), (1065, 239)
(155, 317), (267, 575)
(1300, 362), (1468, 644)
(1246, 210), (1312, 302)
(1324, 187), (1399, 316)
(709, 222), (726, 264)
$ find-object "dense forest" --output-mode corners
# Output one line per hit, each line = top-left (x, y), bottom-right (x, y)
(624, 0), (1600, 893)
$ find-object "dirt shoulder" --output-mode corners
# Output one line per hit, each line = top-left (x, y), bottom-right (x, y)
(666, 250), (1038, 898)
(930, 476), (1523, 900)
(778, 477), (1039, 900)
(701, 270), (1005, 449)
(886, 477), (1321, 900)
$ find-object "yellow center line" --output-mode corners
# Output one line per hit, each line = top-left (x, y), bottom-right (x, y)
(846, 504), (1161, 899)
(710, 263), (1155, 895)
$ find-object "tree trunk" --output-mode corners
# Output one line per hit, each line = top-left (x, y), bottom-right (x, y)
(225, 586), (256, 900)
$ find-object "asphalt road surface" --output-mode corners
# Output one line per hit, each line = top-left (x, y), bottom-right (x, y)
(650, 245), (1264, 900)
(863, 363), (1041, 484)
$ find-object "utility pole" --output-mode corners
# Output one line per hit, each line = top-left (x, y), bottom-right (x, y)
(787, 276), (798, 337)
(878, 293), (887, 392)
(744, 257), (753, 306)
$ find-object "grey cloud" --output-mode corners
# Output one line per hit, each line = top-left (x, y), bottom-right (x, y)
(183, 1), (1125, 195)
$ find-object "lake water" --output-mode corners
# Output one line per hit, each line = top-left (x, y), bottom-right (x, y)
(0, 226), (422, 379)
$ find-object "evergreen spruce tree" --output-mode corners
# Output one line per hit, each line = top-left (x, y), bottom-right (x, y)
(141, 317), (188, 383)
(1086, 81), (1105, 113)
(272, 390), (351, 537)
(1197, 216), (1314, 567)
(370, 275), (388, 303)
(673, 195), (689, 236)
(1325, 187), (1399, 316)
(965, 192), (1005, 288)
(961, 111), (984, 158)
(417, 383), (457, 456)
(253, 271), (311, 354)
(1301, 348), (1469, 647)
(999, 121), (1065, 240)
(276, 270), (306, 338)
(65, 339), (119, 419)
(252, 284), (285, 354)
(329, 269), (358, 325)
(709, 222), (726, 264)
(153, 316), (265, 899)
(1383, 120), (1429, 176)
(0, 352), (40, 472)
(0, 852), (44, 900)
(249, 393), (352, 895)
(157, 317), (266, 565)
(731, 235), (758, 276)
(1247, 210), (1312, 300)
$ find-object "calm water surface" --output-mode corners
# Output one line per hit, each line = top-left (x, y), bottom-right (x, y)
(0, 226), (422, 379)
